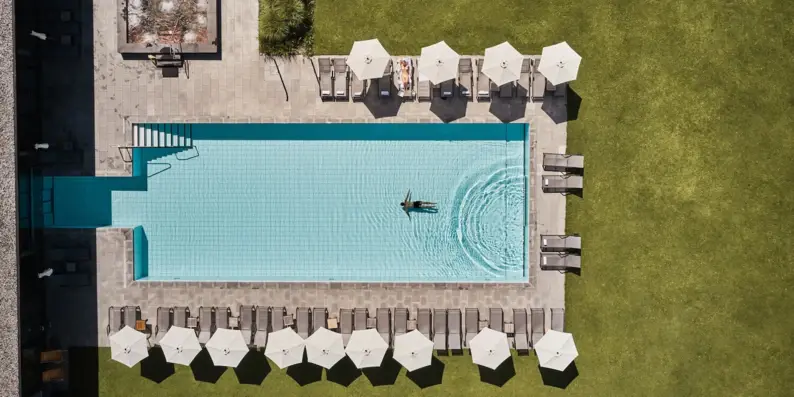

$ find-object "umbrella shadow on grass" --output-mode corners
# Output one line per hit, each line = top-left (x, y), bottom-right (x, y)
(234, 349), (270, 385)
(541, 86), (582, 124)
(406, 356), (445, 388)
(478, 356), (516, 387)
(140, 346), (175, 384)
(190, 348), (226, 383)
(286, 354), (323, 386)
(539, 362), (579, 389)
(326, 355), (362, 386)
(362, 350), (402, 386)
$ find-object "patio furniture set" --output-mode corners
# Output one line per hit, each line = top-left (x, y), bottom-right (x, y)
(540, 234), (582, 272)
(542, 152), (584, 195)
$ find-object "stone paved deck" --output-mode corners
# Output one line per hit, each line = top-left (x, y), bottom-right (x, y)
(44, 0), (571, 348)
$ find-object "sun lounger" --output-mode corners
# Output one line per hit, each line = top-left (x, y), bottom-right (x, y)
(499, 82), (514, 98)
(318, 57), (333, 100)
(253, 306), (269, 348)
(476, 59), (490, 101)
(542, 153), (584, 173)
(433, 309), (447, 352)
(489, 308), (503, 332)
(376, 308), (391, 345)
(417, 58), (432, 101)
(394, 57), (414, 99)
(297, 307), (311, 339)
(439, 80), (454, 98)
(216, 307), (231, 329)
(124, 306), (140, 330)
(394, 308), (408, 344)
(198, 306), (215, 344)
(332, 58), (349, 100)
(351, 73), (366, 101)
(354, 308), (368, 330)
(551, 308), (565, 332)
(239, 305), (254, 346)
(153, 307), (173, 344)
(312, 307), (328, 333)
(417, 308), (431, 340)
(448, 309), (462, 352)
(513, 309), (529, 353)
(173, 306), (189, 328)
(530, 308), (545, 347)
(532, 56), (546, 101)
(464, 308), (478, 348)
(541, 174), (583, 194)
(458, 58), (473, 99)
(518, 57), (531, 98)
(107, 306), (122, 336)
(554, 82), (567, 97)
(540, 235), (582, 253)
(378, 60), (393, 98)
(340, 308), (353, 346)
(541, 252), (582, 272)
(271, 307), (287, 332)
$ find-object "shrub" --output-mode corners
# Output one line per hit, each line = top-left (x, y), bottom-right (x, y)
(258, 0), (313, 56)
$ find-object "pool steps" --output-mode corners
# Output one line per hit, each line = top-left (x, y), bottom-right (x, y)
(131, 123), (193, 148)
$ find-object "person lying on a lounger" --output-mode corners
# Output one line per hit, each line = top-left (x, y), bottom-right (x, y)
(400, 190), (436, 218)
(400, 60), (411, 89)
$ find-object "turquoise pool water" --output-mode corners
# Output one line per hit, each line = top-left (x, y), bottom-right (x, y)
(51, 123), (529, 282)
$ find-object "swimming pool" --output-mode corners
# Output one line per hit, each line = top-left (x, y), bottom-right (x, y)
(56, 123), (530, 282)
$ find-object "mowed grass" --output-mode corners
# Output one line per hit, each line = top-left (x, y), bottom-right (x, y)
(90, 0), (794, 395)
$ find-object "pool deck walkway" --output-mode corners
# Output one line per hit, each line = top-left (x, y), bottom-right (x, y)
(41, 0), (571, 348)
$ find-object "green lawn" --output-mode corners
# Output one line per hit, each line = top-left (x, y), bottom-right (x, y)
(90, 0), (794, 395)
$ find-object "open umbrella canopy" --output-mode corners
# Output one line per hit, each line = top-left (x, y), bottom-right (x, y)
(265, 327), (306, 369)
(305, 327), (345, 369)
(534, 330), (578, 371)
(110, 326), (149, 368)
(469, 327), (510, 370)
(393, 330), (433, 372)
(159, 326), (201, 366)
(345, 329), (389, 369)
(347, 39), (391, 80)
(538, 42), (582, 86)
(482, 42), (524, 86)
(206, 328), (249, 368)
(418, 41), (460, 84)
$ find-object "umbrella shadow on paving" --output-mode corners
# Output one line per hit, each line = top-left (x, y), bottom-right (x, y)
(190, 348), (226, 383)
(140, 346), (175, 384)
(286, 354), (323, 386)
(234, 349), (271, 385)
(541, 86), (582, 124)
(429, 95), (468, 123)
(362, 350), (402, 386)
(539, 362), (579, 389)
(326, 355), (362, 387)
(478, 356), (516, 387)
(489, 97), (527, 123)
(406, 356), (445, 388)
(363, 88), (403, 119)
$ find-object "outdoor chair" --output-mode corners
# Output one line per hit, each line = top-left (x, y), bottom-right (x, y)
(513, 308), (529, 353)
(417, 308), (432, 340)
(433, 309), (447, 352)
(253, 306), (269, 348)
(106, 306), (122, 336)
(376, 308), (391, 346)
(542, 153), (584, 173)
(332, 58), (349, 100)
(476, 59), (490, 101)
(351, 72), (366, 101)
(239, 305), (254, 346)
(541, 252), (582, 272)
(489, 308), (504, 332)
(458, 58), (473, 99)
(551, 308), (565, 332)
(271, 307), (287, 332)
(123, 306), (140, 331)
(173, 306), (189, 328)
(340, 308), (354, 346)
(215, 307), (231, 329)
(318, 57), (333, 100)
(354, 308), (368, 330)
(378, 60), (393, 98)
(198, 306), (215, 344)
(518, 57), (531, 98)
(464, 308), (478, 348)
(530, 308), (545, 347)
(153, 307), (173, 345)
(540, 235), (582, 253)
(312, 307), (328, 334)
(541, 174), (583, 194)
(532, 56), (546, 101)
(394, 308), (408, 344)
(448, 309), (462, 352)
(297, 307), (311, 339)
(417, 58), (431, 101)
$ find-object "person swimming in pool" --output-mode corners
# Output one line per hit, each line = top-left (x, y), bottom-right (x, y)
(400, 190), (436, 218)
